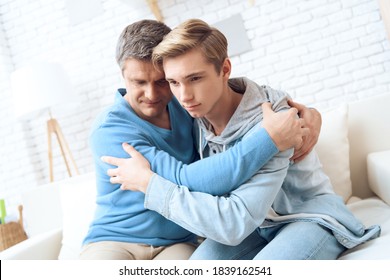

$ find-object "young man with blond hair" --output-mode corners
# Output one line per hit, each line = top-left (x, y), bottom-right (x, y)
(107, 19), (380, 259)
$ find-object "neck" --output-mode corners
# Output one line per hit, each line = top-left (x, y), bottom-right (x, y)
(151, 110), (171, 129)
(206, 87), (242, 136)
(124, 94), (171, 130)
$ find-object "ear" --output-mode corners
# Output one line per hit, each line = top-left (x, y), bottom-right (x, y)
(221, 58), (231, 78)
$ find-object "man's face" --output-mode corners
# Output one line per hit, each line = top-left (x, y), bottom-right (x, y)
(163, 48), (227, 119)
(122, 58), (172, 125)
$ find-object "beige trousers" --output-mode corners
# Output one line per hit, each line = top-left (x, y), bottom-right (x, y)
(79, 241), (197, 260)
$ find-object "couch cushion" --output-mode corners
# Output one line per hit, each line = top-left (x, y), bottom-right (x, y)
(21, 183), (62, 237)
(348, 93), (390, 198)
(367, 150), (390, 205)
(315, 105), (352, 202)
(57, 172), (96, 260)
(0, 228), (62, 260)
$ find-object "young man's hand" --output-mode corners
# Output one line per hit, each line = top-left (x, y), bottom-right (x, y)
(288, 100), (322, 162)
(262, 102), (308, 153)
(101, 143), (154, 193)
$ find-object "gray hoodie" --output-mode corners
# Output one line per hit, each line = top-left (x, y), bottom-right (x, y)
(197, 77), (290, 158)
(193, 77), (381, 248)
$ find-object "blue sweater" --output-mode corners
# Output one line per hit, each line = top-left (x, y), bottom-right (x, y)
(83, 89), (278, 246)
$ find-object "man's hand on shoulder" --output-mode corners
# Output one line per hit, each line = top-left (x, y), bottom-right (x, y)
(101, 143), (154, 193)
(261, 102), (309, 152)
(288, 100), (322, 162)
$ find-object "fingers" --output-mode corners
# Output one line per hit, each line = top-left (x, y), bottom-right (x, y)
(262, 102), (298, 119)
(101, 143), (133, 167)
(291, 146), (313, 162)
(301, 127), (310, 137)
(298, 117), (306, 127)
(288, 99), (305, 112)
(291, 132), (314, 162)
(107, 167), (121, 184)
(284, 106), (299, 120)
(294, 127), (310, 149)
(101, 156), (122, 166)
(291, 152), (305, 163)
(261, 102), (273, 117)
(109, 175), (120, 184)
(122, 143), (140, 159)
(291, 145), (304, 162)
(120, 184), (131, 191)
(107, 167), (117, 177)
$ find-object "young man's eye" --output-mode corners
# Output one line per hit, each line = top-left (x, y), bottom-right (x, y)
(190, 76), (201, 82)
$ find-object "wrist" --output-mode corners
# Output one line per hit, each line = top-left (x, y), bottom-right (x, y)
(140, 171), (154, 193)
(265, 129), (282, 151)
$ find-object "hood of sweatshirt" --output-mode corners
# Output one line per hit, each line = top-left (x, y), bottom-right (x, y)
(197, 77), (291, 147)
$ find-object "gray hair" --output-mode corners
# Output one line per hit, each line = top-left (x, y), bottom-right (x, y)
(115, 20), (171, 71)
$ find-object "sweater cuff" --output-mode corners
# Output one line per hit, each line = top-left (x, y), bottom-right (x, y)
(144, 173), (177, 217)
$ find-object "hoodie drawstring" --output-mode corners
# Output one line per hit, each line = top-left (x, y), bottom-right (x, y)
(199, 125), (203, 160)
(198, 125), (227, 157)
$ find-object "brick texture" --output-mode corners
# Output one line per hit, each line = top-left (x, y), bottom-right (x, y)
(0, 0), (389, 215)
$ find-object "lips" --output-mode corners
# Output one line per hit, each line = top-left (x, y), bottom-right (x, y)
(183, 104), (200, 110)
(144, 100), (160, 105)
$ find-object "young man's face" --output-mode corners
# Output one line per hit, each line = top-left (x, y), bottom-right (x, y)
(122, 58), (172, 125)
(163, 48), (228, 119)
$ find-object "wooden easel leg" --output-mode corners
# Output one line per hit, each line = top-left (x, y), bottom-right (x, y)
(146, 0), (163, 22)
(47, 119), (55, 182)
(47, 118), (79, 182)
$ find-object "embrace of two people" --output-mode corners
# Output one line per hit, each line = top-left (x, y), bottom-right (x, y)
(79, 19), (380, 260)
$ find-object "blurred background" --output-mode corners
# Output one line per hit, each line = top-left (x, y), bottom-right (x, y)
(0, 0), (389, 216)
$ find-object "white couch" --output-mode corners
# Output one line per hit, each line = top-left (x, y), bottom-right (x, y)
(1, 93), (390, 260)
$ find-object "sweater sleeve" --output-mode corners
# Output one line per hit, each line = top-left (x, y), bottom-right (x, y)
(93, 122), (278, 196)
(145, 148), (293, 245)
(166, 126), (279, 195)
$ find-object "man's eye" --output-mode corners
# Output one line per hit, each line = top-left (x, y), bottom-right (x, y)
(169, 81), (178, 86)
(156, 80), (168, 86)
(190, 76), (201, 82)
(131, 80), (145, 86)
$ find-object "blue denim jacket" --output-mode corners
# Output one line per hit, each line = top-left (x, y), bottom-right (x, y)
(145, 127), (380, 248)
(144, 78), (380, 249)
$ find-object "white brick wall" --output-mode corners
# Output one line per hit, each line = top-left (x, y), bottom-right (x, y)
(0, 0), (389, 216)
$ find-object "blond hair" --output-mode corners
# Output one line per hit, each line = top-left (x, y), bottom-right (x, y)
(152, 19), (228, 73)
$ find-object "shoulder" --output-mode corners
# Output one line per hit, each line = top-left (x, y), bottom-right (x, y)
(258, 85), (291, 112)
(89, 102), (147, 150)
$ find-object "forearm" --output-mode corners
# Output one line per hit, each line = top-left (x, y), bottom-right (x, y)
(145, 149), (292, 245)
(172, 126), (278, 195)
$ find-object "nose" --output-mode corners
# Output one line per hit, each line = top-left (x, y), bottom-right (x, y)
(177, 85), (193, 103)
(145, 84), (158, 101)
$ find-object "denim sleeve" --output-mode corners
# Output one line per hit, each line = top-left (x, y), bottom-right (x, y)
(144, 125), (278, 196)
(145, 148), (292, 246)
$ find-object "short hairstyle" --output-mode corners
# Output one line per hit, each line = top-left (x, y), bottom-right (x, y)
(152, 19), (228, 73)
(115, 19), (171, 71)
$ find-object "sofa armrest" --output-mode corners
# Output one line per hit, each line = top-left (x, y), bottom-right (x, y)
(0, 228), (62, 260)
(367, 150), (390, 205)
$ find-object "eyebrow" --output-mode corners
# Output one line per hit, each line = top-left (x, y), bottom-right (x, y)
(126, 77), (148, 84)
(166, 71), (206, 81)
